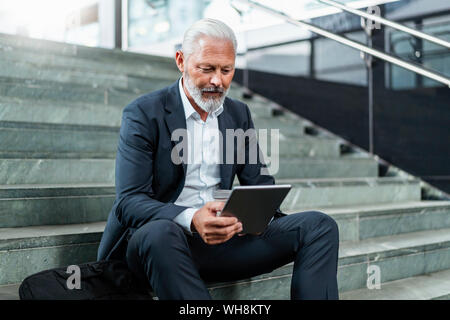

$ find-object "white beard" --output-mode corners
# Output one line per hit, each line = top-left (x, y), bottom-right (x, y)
(183, 72), (229, 114)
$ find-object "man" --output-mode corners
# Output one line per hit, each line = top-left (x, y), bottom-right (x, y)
(97, 18), (339, 300)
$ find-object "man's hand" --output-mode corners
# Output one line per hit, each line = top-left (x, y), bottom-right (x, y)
(191, 201), (243, 245)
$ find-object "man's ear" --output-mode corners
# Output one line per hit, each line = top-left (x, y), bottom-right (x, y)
(175, 50), (185, 73)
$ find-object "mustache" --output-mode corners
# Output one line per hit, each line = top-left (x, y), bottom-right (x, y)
(201, 86), (225, 94)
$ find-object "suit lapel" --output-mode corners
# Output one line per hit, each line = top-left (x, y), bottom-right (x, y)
(164, 81), (235, 191)
(164, 81), (188, 176)
(218, 98), (235, 190)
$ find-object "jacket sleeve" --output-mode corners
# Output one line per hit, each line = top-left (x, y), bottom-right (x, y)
(113, 101), (189, 229)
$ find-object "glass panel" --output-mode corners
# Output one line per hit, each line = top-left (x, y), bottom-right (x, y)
(314, 31), (367, 86)
(244, 41), (311, 77)
(371, 11), (450, 192)
(125, 0), (402, 56)
(385, 14), (450, 89)
(240, 29), (368, 86)
(127, 0), (212, 54)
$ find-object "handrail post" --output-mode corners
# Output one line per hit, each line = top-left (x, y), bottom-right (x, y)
(361, 7), (375, 155)
(413, 19), (424, 87)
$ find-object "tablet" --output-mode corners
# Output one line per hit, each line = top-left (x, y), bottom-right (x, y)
(217, 184), (292, 234)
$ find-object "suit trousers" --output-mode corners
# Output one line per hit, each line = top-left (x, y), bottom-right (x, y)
(125, 210), (339, 300)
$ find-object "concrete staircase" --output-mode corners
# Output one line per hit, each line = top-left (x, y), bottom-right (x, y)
(0, 33), (449, 300)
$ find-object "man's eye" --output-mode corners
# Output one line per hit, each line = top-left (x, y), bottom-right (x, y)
(222, 69), (231, 74)
(201, 68), (213, 72)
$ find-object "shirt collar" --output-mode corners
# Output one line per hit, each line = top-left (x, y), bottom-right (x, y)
(178, 77), (224, 120)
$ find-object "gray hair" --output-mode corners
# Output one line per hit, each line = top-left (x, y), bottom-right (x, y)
(181, 18), (237, 61)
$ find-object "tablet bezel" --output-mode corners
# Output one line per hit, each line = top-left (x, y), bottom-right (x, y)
(218, 184), (292, 234)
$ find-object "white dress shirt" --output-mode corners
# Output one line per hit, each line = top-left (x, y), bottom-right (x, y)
(173, 78), (224, 233)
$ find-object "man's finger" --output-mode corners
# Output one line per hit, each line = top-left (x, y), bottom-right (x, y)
(207, 216), (238, 227)
(207, 202), (225, 213)
(207, 222), (242, 236)
(206, 201), (225, 208)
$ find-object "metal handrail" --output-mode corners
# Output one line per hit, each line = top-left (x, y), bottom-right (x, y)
(317, 0), (450, 49)
(236, 15), (450, 54)
(236, 0), (450, 87)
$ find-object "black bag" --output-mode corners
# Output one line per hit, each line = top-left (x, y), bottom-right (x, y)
(18, 260), (153, 300)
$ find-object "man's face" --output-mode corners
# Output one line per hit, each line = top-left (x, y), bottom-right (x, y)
(176, 36), (235, 113)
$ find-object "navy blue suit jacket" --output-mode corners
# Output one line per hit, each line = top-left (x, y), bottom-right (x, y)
(97, 81), (279, 261)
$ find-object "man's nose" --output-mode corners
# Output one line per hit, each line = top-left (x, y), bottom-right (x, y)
(210, 71), (222, 87)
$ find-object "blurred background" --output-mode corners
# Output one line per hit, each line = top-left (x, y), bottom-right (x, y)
(5, 0), (447, 187)
(0, 0), (449, 191)
(0, 0), (450, 300)
(1, 0), (448, 83)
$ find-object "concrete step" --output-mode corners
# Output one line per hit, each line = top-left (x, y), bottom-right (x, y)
(2, 268), (450, 300)
(1, 222), (450, 297)
(253, 117), (305, 137)
(340, 269), (450, 300)
(319, 201), (450, 241)
(0, 176), (426, 228)
(0, 45), (180, 81)
(0, 159), (115, 185)
(0, 32), (177, 74)
(0, 184), (114, 228)
(271, 157), (378, 179)
(0, 222), (103, 285)
(337, 228), (450, 293)
(242, 101), (283, 119)
(246, 102), (300, 121)
(272, 135), (343, 158)
(0, 121), (119, 159)
(0, 97), (123, 127)
(247, 104), (278, 118)
(0, 77), (146, 107)
(0, 283), (19, 300)
(0, 156), (378, 185)
(277, 177), (421, 212)
(0, 92), (291, 127)
(0, 121), (119, 158)
(0, 58), (178, 91)
(208, 228), (450, 299)
(0, 82), (299, 131)
(227, 88), (300, 121)
(0, 35), (302, 129)
(0, 178), (422, 228)
(227, 88), (270, 106)
(0, 120), (343, 159)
